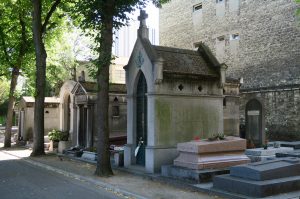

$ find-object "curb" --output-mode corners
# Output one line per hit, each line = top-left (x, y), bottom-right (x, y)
(1, 150), (147, 199)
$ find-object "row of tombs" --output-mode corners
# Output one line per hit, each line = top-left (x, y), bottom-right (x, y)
(17, 24), (268, 173)
(15, 11), (300, 197)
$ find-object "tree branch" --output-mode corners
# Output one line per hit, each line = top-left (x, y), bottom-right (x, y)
(17, 12), (28, 66)
(41, 0), (61, 35)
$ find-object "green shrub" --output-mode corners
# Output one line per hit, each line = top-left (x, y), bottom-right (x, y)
(48, 129), (69, 141)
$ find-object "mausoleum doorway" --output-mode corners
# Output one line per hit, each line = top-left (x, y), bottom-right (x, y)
(245, 99), (265, 146)
(136, 72), (148, 166)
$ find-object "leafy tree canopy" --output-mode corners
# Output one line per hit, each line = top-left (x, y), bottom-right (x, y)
(0, 0), (34, 77)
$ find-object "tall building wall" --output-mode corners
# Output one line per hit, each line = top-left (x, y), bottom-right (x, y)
(160, 0), (300, 89)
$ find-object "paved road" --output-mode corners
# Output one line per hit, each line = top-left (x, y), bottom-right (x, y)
(0, 151), (124, 199)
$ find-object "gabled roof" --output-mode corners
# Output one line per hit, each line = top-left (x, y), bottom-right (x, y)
(126, 38), (220, 78)
(154, 44), (219, 77)
(72, 81), (126, 95)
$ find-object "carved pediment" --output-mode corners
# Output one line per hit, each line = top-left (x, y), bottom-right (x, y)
(73, 84), (87, 96)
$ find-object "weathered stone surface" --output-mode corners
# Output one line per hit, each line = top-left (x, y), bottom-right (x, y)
(161, 165), (229, 183)
(230, 158), (300, 181)
(174, 152), (250, 170)
(160, 0), (300, 89)
(160, 0), (300, 140)
(177, 136), (246, 154)
(81, 151), (97, 161)
(280, 141), (300, 149)
(174, 137), (250, 169)
(213, 157), (300, 197)
(213, 158), (300, 197)
(245, 147), (294, 162)
(213, 173), (300, 198)
(276, 151), (300, 158)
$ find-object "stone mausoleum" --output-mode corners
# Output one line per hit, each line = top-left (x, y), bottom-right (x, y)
(124, 10), (235, 173)
(58, 76), (127, 148)
(18, 96), (60, 141)
(160, 0), (300, 146)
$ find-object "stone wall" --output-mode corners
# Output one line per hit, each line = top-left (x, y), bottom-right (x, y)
(223, 81), (240, 136)
(159, 0), (300, 136)
(159, 0), (300, 89)
(240, 87), (300, 135)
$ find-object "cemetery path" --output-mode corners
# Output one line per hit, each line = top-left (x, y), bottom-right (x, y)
(0, 146), (221, 199)
(0, 150), (125, 199)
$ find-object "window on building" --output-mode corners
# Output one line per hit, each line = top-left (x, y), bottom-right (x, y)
(216, 35), (226, 62)
(193, 42), (202, 49)
(217, 36), (225, 41)
(112, 106), (120, 117)
(216, 0), (225, 17)
(229, 0), (240, 12)
(112, 97), (120, 117)
(230, 33), (240, 40)
(223, 98), (227, 107)
(193, 3), (202, 12)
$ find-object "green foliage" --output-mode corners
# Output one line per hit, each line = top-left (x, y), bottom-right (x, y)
(48, 129), (69, 141)
(0, 78), (10, 105)
(296, 0), (300, 17)
(0, 0), (34, 75)
(208, 133), (225, 141)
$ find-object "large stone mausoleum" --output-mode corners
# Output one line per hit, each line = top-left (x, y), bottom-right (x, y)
(159, 0), (300, 146)
(124, 10), (235, 173)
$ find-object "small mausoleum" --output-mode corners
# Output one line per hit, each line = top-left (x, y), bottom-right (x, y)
(124, 10), (229, 173)
(58, 74), (127, 149)
(18, 96), (60, 141)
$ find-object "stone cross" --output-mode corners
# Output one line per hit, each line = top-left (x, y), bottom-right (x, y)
(138, 10), (148, 27)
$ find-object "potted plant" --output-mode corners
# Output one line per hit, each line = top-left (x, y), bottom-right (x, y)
(58, 131), (71, 153)
(48, 129), (61, 152)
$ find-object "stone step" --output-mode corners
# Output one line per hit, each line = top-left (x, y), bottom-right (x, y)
(276, 151), (300, 158)
(230, 157), (300, 181)
(161, 165), (229, 183)
(280, 141), (300, 149)
(213, 174), (300, 198)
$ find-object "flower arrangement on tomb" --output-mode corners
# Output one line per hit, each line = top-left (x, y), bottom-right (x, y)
(208, 133), (225, 141)
(194, 136), (201, 141)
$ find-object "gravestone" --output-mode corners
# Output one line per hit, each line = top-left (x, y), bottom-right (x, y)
(245, 147), (294, 162)
(213, 157), (300, 197)
(162, 136), (249, 182)
(174, 136), (250, 169)
(276, 151), (300, 158)
(280, 141), (300, 149)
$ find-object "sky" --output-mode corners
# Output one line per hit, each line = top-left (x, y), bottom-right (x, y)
(112, 4), (160, 57)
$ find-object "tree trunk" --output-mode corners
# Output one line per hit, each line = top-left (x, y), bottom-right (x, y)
(31, 0), (46, 156)
(95, 12), (114, 177)
(4, 68), (19, 148)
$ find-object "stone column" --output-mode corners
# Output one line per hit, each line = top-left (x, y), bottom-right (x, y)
(76, 105), (81, 146)
(19, 111), (25, 139)
(71, 104), (77, 145)
(86, 105), (93, 148)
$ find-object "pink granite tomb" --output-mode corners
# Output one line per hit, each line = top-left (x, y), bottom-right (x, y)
(174, 136), (250, 169)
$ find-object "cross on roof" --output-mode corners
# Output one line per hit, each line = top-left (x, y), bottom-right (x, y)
(138, 10), (148, 27)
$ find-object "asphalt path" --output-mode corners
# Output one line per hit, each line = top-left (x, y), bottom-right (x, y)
(0, 151), (124, 199)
